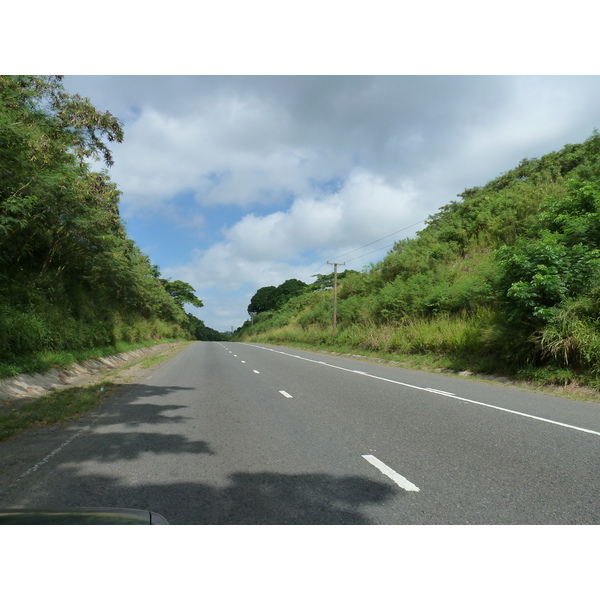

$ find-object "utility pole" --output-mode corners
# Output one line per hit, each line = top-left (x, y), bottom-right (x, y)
(327, 261), (345, 334)
(248, 311), (257, 335)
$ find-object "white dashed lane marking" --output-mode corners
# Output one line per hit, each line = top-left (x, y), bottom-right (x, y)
(362, 454), (420, 492)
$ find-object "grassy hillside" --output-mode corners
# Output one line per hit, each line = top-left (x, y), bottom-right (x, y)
(234, 131), (600, 391)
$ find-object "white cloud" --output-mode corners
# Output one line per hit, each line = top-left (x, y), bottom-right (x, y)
(109, 98), (326, 214)
(164, 170), (420, 294)
(71, 75), (600, 221)
(225, 171), (419, 260)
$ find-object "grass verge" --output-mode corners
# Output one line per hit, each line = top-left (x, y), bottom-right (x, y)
(0, 340), (194, 442)
(0, 337), (189, 379)
(0, 382), (113, 443)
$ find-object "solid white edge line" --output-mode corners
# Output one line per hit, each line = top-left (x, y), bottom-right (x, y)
(362, 454), (420, 492)
(9, 425), (92, 491)
(247, 344), (600, 438)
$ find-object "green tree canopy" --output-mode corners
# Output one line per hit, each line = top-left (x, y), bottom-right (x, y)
(162, 280), (204, 309)
(248, 286), (278, 313)
(248, 278), (308, 313)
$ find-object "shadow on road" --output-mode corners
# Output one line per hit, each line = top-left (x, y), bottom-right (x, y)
(24, 468), (397, 524)
(61, 431), (214, 462)
(101, 382), (196, 403)
(2, 381), (399, 524)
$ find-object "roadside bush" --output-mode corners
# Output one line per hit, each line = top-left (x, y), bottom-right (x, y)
(534, 294), (600, 372)
(493, 231), (600, 325)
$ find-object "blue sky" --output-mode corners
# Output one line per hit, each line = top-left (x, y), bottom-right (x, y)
(58, 75), (600, 332)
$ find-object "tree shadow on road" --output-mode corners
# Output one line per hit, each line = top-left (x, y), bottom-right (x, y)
(2, 381), (399, 524)
(200, 470), (398, 524)
(60, 431), (215, 462)
(20, 467), (397, 524)
(0, 382), (207, 494)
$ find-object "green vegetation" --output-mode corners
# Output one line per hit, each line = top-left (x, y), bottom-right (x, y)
(0, 76), (224, 378)
(248, 278), (309, 314)
(0, 341), (192, 442)
(0, 383), (113, 442)
(234, 131), (600, 392)
(0, 338), (187, 379)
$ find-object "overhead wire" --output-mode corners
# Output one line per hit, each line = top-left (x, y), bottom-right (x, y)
(306, 218), (424, 278)
(343, 241), (397, 264)
(327, 219), (424, 262)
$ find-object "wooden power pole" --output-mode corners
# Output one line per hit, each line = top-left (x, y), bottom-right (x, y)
(327, 261), (345, 334)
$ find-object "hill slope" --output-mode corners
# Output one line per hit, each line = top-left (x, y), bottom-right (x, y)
(234, 131), (600, 390)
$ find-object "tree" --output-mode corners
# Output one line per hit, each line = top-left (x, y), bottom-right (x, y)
(493, 232), (600, 324)
(275, 278), (308, 307)
(185, 313), (227, 341)
(0, 75), (123, 168)
(309, 273), (335, 291)
(0, 76), (124, 273)
(493, 178), (600, 326)
(162, 280), (204, 309)
(248, 286), (278, 313)
(247, 279), (308, 313)
(538, 179), (600, 248)
(310, 270), (358, 290)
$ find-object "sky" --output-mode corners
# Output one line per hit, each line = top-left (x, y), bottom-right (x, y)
(59, 75), (600, 331)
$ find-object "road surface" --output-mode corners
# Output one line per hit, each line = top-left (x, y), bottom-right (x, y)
(1, 341), (599, 524)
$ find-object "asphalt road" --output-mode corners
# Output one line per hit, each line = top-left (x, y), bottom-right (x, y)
(1, 341), (600, 524)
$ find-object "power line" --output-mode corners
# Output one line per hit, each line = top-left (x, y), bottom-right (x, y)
(343, 241), (397, 264)
(306, 219), (423, 278)
(327, 219), (424, 262)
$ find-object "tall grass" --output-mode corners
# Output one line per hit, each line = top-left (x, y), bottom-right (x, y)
(244, 308), (496, 365)
(240, 304), (600, 390)
(0, 294), (190, 378)
(535, 307), (600, 374)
